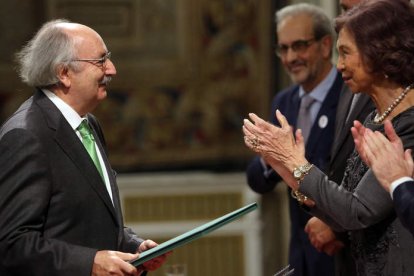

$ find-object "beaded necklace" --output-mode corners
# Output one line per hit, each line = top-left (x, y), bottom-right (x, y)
(373, 83), (414, 124)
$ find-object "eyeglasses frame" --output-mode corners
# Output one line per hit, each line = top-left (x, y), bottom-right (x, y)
(72, 51), (112, 68)
(275, 38), (317, 57)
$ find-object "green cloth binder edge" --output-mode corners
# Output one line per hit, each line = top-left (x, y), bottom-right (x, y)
(130, 202), (258, 267)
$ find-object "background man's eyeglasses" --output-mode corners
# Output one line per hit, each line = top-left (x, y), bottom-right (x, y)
(72, 52), (111, 67)
(275, 39), (316, 57)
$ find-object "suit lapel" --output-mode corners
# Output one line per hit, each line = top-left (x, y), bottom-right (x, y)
(331, 91), (372, 162)
(346, 93), (372, 125)
(330, 86), (353, 158)
(87, 114), (126, 246)
(88, 120), (124, 221)
(336, 87), (353, 138)
(34, 90), (119, 224)
(285, 87), (301, 128)
(305, 73), (343, 153)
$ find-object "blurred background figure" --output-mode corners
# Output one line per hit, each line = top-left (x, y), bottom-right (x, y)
(246, 3), (342, 275)
(304, 0), (375, 275)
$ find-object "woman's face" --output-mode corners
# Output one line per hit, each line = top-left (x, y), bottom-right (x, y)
(336, 27), (375, 93)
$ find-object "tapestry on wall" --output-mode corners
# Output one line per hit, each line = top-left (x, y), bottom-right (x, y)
(1, 0), (272, 171)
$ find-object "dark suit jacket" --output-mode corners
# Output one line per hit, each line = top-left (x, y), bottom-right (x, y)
(300, 107), (414, 275)
(0, 90), (143, 276)
(246, 72), (343, 276)
(327, 87), (374, 276)
(393, 181), (414, 238)
(328, 87), (374, 184)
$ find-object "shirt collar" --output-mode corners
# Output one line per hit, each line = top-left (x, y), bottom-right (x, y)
(42, 89), (84, 130)
(298, 66), (337, 102)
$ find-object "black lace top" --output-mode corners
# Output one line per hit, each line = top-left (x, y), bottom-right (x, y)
(302, 107), (414, 276)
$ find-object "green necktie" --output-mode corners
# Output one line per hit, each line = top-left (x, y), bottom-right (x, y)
(77, 120), (104, 180)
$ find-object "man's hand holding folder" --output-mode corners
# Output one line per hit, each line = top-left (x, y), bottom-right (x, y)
(130, 202), (258, 268)
(137, 240), (172, 272)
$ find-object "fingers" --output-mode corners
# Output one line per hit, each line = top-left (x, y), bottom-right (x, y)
(242, 124), (261, 152)
(295, 129), (303, 144)
(243, 114), (264, 139)
(244, 134), (261, 152)
(308, 232), (323, 252)
(404, 149), (414, 177)
(117, 251), (141, 272)
(351, 126), (360, 145)
(351, 120), (365, 139)
(243, 111), (289, 136)
(248, 113), (267, 126)
(93, 250), (140, 276)
(246, 113), (279, 132)
(245, 110), (289, 131)
(363, 130), (382, 163)
(243, 110), (304, 170)
(304, 221), (310, 234)
(138, 239), (158, 252)
(118, 252), (140, 261)
(294, 129), (306, 155)
(142, 253), (169, 271)
(353, 120), (364, 132)
(242, 121), (256, 137)
(366, 129), (386, 151)
(310, 238), (323, 252)
(242, 124), (255, 138)
(308, 234), (325, 252)
(406, 148), (413, 162)
(243, 113), (271, 153)
(351, 120), (366, 154)
(304, 218), (336, 252)
(275, 109), (290, 129)
(138, 240), (170, 272)
(366, 130), (394, 156)
(322, 240), (344, 256)
(383, 120), (400, 144)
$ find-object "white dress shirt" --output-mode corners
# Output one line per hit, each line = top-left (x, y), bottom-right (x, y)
(42, 89), (113, 204)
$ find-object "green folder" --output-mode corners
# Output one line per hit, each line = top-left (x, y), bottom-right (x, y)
(130, 202), (258, 267)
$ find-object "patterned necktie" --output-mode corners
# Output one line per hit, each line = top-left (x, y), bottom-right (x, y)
(296, 95), (315, 143)
(77, 120), (104, 180)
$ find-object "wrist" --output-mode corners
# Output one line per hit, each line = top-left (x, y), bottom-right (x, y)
(291, 162), (314, 205)
(287, 157), (309, 173)
(390, 176), (414, 198)
(292, 162), (313, 183)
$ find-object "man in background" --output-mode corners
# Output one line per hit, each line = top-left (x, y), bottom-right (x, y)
(303, 0), (376, 275)
(246, 4), (343, 275)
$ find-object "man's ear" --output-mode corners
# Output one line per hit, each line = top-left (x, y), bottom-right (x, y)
(56, 64), (71, 88)
(320, 35), (333, 59)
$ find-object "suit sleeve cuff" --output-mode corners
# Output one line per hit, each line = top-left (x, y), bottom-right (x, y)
(390, 176), (414, 199)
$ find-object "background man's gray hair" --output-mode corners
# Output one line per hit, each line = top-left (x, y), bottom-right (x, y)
(275, 3), (335, 41)
(16, 19), (80, 88)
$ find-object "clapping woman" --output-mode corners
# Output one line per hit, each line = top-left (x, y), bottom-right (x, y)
(243, 0), (414, 274)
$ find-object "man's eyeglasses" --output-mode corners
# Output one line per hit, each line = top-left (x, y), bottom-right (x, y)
(72, 52), (111, 68)
(275, 39), (316, 57)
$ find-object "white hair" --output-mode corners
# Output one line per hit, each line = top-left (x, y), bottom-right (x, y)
(276, 3), (335, 41)
(16, 19), (81, 88)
